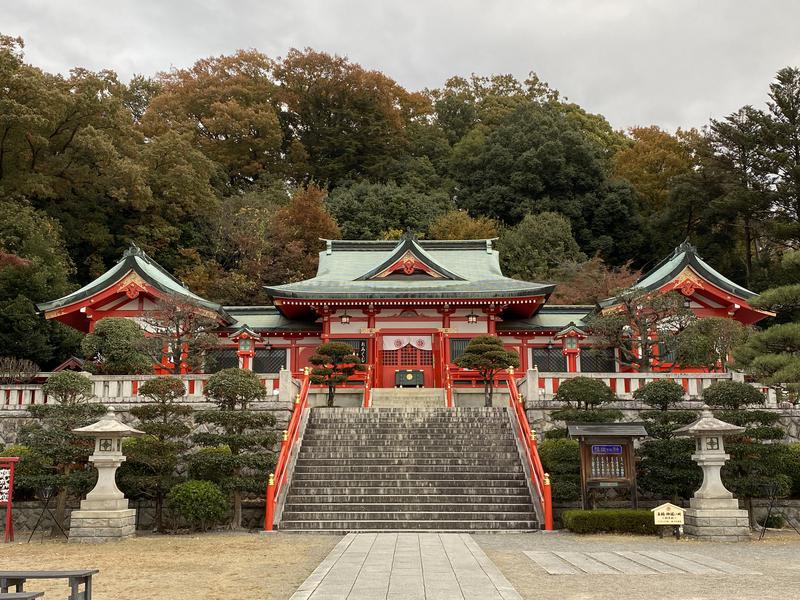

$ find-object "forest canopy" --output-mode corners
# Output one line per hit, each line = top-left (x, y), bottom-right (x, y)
(2, 34), (800, 367)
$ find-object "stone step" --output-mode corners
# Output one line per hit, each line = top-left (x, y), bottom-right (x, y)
(297, 451), (519, 459)
(284, 502), (534, 513)
(300, 440), (517, 449)
(291, 474), (525, 485)
(281, 510), (533, 521)
(286, 485), (529, 495)
(305, 427), (510, 434)
(295, 455), (521, 464)
(293, 464), (522, 474)
(301, 435), (516, 444)
(279, 520), (539, 531)
(285, 493), (531, 503)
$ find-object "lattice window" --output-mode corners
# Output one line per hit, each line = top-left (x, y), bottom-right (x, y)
(382, 350), (399, 365)
(253, 348), (287, 373)
(400, 344), (417, 366)
(449, 338), (470, 362)
(580, 348), (616, 373)
(531, 347), (567, 372)
(419, 350), (433, 365)
(205, 348), (239, 373)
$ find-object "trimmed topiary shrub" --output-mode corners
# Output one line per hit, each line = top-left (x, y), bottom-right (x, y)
(167, 480), (228, 531)
(562, 509), (658, 535)
(702, 380), (765, 410)
(188, 445), (233, 484)
(554, 377), (615, 409)
(633, 379), (685, 411)
(41, 371), (93, 405)
(538, 439), (581, 502)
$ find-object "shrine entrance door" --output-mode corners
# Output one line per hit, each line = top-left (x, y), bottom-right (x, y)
(380, 338), (434, 388)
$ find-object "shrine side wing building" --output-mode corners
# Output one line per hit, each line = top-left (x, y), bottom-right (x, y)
(39, 234), (772, 382)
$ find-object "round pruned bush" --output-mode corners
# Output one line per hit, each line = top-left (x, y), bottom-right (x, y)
(757, 514), (785, 529)
(41, 371), (93, 405)
(702, 380), (765, 410)
(188, 445), (233, 485)
(167, 480), (228, 531)
(553, 377), (615, 409)
(633, 379), (685, 411)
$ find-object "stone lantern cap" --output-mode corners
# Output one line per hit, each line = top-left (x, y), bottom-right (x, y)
(72, 407), (143, 437)
(673, 409), (745, 437)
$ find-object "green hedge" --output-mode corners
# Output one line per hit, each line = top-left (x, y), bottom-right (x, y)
(562, 509), (658, 535)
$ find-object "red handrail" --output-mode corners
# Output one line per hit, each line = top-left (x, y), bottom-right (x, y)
(504, 367), (553, 530)
(264, 367), (311, 531)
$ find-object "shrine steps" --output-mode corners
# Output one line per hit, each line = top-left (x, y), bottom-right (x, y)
(278, 407), (539, 532)
(369, 388), (446, 408)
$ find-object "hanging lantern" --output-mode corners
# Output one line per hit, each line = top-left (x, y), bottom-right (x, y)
(466, 311), (479, 324)
(340, 311), (351, 325)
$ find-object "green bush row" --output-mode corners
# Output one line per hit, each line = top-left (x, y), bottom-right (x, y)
(562, 509), (658, 535)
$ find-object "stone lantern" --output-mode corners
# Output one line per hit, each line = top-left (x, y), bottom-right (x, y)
(68, 407), (143, 543)
(674, 409), (750, 541)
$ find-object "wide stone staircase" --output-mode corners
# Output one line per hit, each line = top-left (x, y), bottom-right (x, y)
(279, 406), (539, 531)
(369, 387), (446, 408)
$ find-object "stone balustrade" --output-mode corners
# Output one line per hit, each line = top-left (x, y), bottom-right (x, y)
(0, 371), (286, 410)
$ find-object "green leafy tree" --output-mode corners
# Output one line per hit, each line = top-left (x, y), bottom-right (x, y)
(586, 289), (694, 372)
(118, 376), (192, 531)
(702, 380), (766, 410)
(309, 342), (365, 407)
(22, 371), (106, 532)
(633, 379), (698, 440)
(167, 480), (228, 532)
(327, 181), (450, 240)
(428, 210), (499, 240)
(498, 212), (586, 282)
(672, 317), (748, 371)
(81, 318), (153, 375)
(192, 368), (277, 529)
(547, 377), (622, 439)
(637, 438), (701, 503)
(454, 336), (519, 407)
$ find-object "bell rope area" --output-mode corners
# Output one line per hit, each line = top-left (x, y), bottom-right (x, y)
(5, 4), (800, 597)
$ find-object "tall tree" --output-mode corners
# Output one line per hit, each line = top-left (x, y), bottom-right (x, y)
(327, 181), (450, 240)
(498, 212), (585, 282)
(193, 368), (277, 529)
(428, 210), (499, 240)
(455, 336), (520, 407)
(143, 50), (283, 189)
(273, 49), (429, 186)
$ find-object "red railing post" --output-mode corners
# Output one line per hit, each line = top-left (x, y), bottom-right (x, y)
(264, 473), (275, 531)
(543, 473), (553, 531)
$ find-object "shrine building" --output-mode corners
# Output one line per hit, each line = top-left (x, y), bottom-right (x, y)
(38, 233), (772, 385)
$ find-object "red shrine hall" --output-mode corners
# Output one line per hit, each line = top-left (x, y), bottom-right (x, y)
(38, 234), (772, 385)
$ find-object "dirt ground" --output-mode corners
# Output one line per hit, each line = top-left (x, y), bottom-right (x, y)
(0, 532), (339, 600)
(477, 530), (800, 600)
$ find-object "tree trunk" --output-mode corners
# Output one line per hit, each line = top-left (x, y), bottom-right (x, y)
(484, 380), (492, 408)
(232, 489), (242, 530)
(53, 488), (67, 537)
(327, 384), (335, 407)
(154, 494), (163, 532)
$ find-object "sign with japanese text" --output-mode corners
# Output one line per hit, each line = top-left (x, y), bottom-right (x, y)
(651, 502), (685, 526)
(591, 444), (623, 455)
(1, 457), (19, 542)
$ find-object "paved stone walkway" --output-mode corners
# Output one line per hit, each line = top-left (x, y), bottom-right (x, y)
(524, 550), (761, 575)
(289, 533), (523, 600)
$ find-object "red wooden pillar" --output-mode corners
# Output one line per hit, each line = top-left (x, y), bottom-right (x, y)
(485, 306), (497, 335)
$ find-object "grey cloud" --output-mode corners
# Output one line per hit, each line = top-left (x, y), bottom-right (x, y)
(4, 0), (800, 130)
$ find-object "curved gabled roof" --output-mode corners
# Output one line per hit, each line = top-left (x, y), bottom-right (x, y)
(265, 233), (554, 300)
(633, 240), (756, 299)
(37, 244), (231, 321)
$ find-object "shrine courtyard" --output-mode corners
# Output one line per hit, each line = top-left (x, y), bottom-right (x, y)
(2, 531), (799, 599)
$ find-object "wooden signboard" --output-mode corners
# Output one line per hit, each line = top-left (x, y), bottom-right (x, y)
(651, 502), (685, 526)
(1, 457), (19, 542)
(567, 424), (648, 510)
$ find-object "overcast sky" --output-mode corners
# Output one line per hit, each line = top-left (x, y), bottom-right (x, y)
(4, 0), (799, 131)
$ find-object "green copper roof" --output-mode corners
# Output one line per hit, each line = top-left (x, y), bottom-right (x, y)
(37, 244), (231, 321)
(599, 240), (757, 309)
(265, 234), (554, 300)
(224, 306), (321, 332)
(497, 305), (593, 332)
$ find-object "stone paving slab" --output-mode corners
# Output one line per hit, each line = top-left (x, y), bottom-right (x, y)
(524, 550), (761, 576)
(290, 533), (522, 600)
